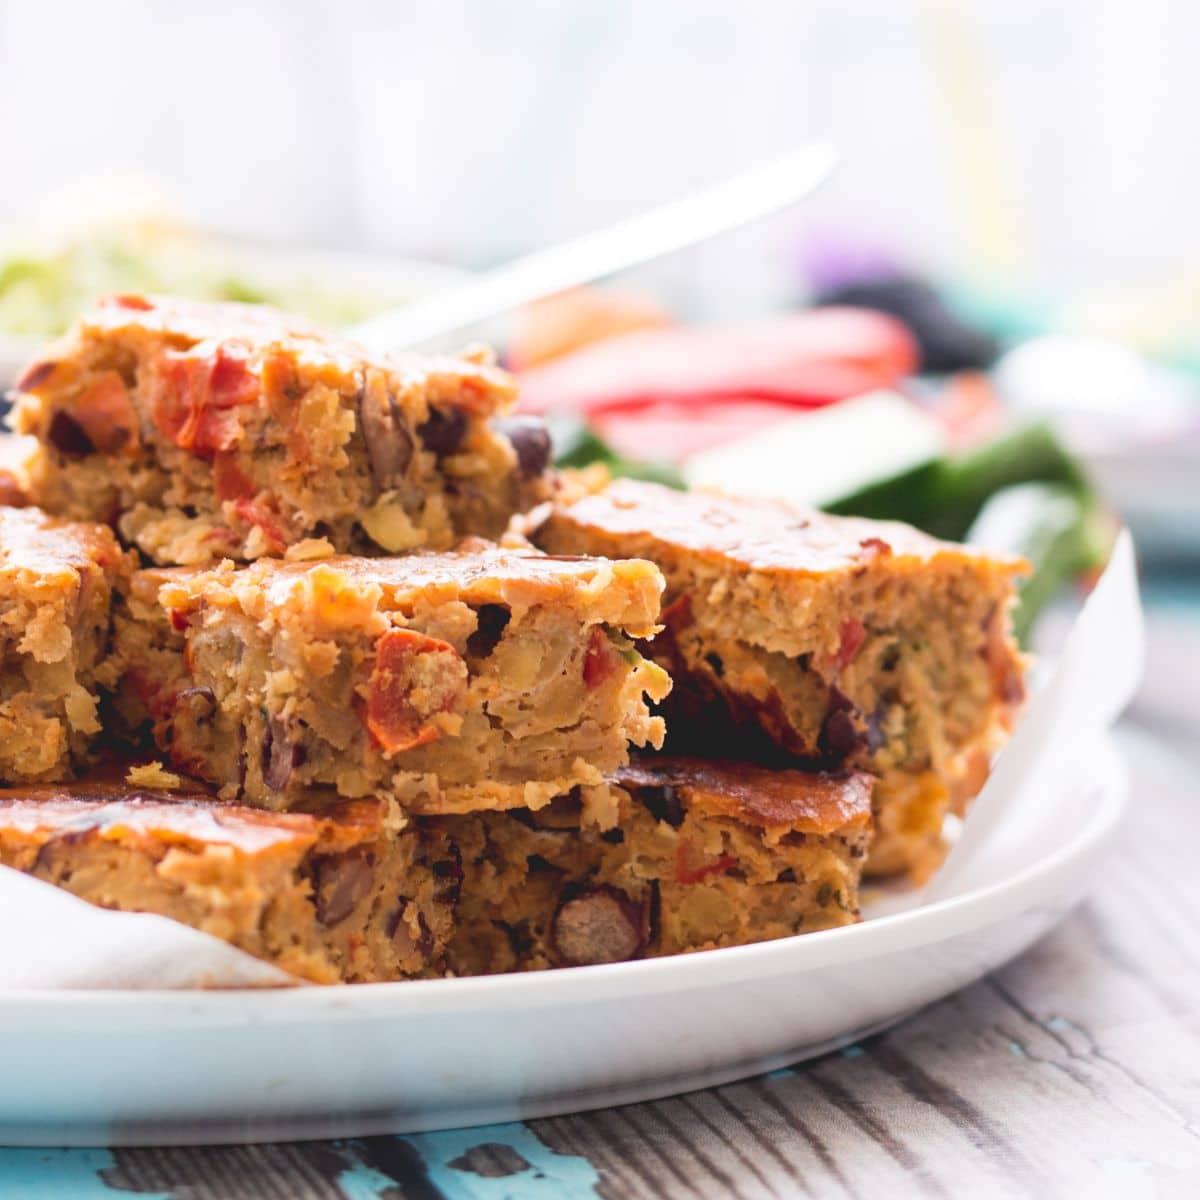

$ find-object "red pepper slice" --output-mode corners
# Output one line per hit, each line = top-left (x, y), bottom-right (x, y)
(833, 616), (866, 672)
(674, 845), (737, 885)
(233, 499), (288, 554)
(213, 451), (256, 502)
(514, 308), (918, 462)
(152, 343), (260, 459)
(365, 628), (467, 754)
(73, 370), (139, 454)
(582, 627), (621, 689)
(516, 309), (917, 419)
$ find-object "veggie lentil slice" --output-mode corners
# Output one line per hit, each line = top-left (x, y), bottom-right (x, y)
(536, 477), (1028, 881)
(111, 546), (671, 815)
(444, 754), (873, 975)
(11, 293), (551, 564)
(0, 505), (133, 784)
(0, 779), (456, 984)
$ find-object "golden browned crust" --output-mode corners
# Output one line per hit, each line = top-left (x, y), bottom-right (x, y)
(22, 294), (517, 419)
(545, 478), (1027, 578)
(0, 780), (385, 857)
(146, 545), (666, 637)
(0, 505), (126, 578)
(615, 755), (872, 834)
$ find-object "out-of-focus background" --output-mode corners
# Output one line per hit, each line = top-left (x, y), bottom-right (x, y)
(0, 0), (1197, 658)
(3, 0), (1195, 298)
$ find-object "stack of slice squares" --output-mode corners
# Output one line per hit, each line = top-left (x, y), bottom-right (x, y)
(0, 294), (1026, 984)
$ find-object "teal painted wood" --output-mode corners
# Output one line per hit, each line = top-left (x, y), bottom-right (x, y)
(0, 1149), (167, 1200)
(406, 1125), (603, 1198)
(0, 1128), (600, 1200)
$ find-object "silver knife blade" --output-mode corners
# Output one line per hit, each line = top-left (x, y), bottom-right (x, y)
(350, 140), (836, 352)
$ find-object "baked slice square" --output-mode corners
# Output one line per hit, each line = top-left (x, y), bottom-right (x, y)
(12, 294), (551, 563)
(537, 478), (1026, 877)
(446, 755), (873, 974)
(0, 506), (130, 782)
(113, 547), (670, 814)
(0, 776), (457, 984)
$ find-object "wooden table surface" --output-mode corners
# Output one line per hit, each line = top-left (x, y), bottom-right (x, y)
(3, 574), (1198, 1200)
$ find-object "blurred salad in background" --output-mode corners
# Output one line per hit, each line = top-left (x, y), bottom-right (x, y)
(0, 181), (445, 340)
(0, 219), (393, 336)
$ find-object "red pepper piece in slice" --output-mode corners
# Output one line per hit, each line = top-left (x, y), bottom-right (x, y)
(674, 844), (737, 885)
(833, 616), (867, 672)
(582, 626), (621, 689)
(366, 628), (467, 755)
(111, 294), (154, 311)
(213, 451), (256, 502)
(74, 370), (139, 454)
(151, 343), (260, 458)
(168, 607), (194, 633)
(232, 499), (289, 554)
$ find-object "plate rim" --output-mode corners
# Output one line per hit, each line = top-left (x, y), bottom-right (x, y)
(0, 737), (1127, 1019)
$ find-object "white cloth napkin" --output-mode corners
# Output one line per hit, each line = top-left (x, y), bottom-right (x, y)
(0, 867), (296, 988)
(929, 530), (1143, 898)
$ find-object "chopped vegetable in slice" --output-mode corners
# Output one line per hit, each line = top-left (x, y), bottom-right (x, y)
(365, 628), (467, 754)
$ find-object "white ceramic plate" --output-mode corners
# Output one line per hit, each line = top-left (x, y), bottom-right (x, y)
(0, 736), (1125, 1147)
